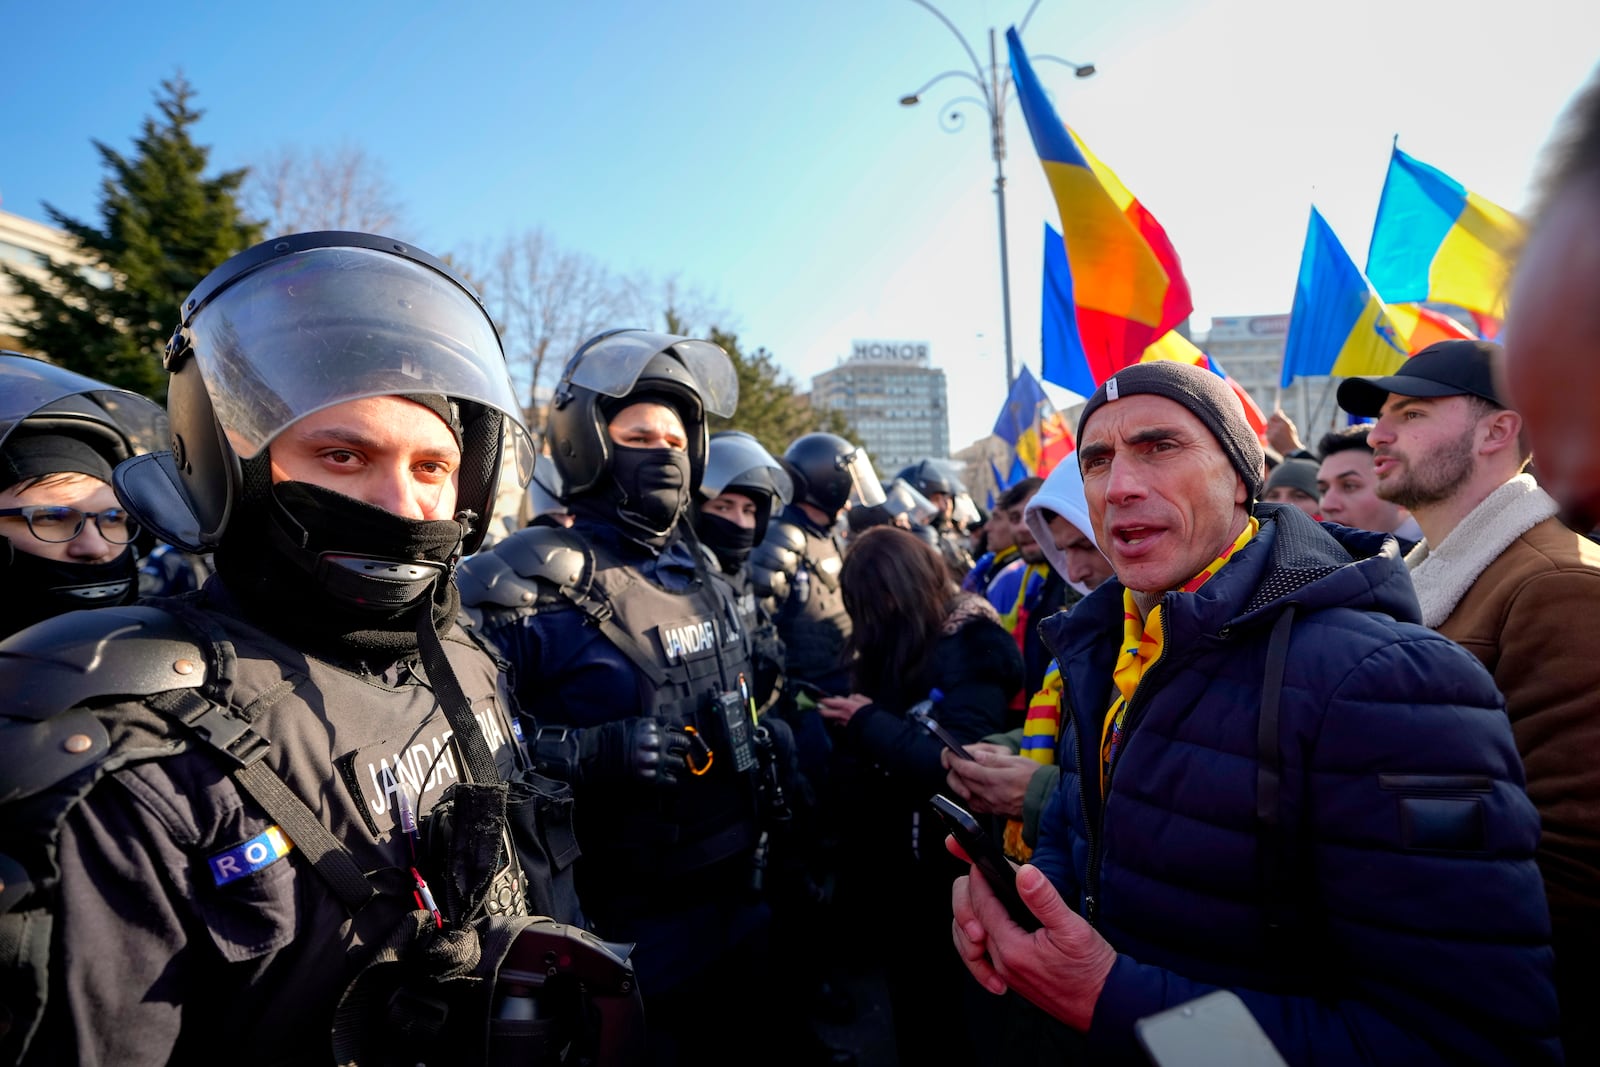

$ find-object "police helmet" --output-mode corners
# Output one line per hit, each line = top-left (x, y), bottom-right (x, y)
(115, 232), (533, 556)
(544, 329), (738, 497)
(783, 432), (886, 517)
(895, 458), (966, 499)
(698, 431), (793, 544)
(0, 352), (167, 474)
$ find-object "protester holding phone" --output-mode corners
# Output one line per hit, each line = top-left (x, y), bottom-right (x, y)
(817, 524), (1021, 1066)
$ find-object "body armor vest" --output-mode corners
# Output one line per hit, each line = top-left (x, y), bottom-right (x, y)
(565, 540), (761, 890)
(0, 598), (582, 1065)
(772, 511), (851, 684)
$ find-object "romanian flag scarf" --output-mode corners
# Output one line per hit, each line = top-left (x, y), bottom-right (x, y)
(1099, 518), (1258, 798)
(1002, 662), (1064, 861)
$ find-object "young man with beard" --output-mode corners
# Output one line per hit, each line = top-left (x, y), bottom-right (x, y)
(951, 360), (1558, 1065)
(0, 233), (605, 1066)
(1340, 337), (1600, 1063)
(1313, 423), (1422, 543)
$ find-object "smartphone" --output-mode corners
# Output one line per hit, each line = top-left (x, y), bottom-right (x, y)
(917, 714), (975, 761)
(789, 680), (828, 711)
(929, 794), (1040, 931)
(1135, 990), (1288, 1067)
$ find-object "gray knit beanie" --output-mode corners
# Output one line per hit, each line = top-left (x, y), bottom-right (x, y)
(1076, 362), (1265, 502)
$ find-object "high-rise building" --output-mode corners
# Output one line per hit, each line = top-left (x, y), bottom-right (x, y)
(810, 340), (949, 474)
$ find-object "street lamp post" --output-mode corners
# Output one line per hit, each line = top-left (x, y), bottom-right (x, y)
(899, 0), (1094, 390)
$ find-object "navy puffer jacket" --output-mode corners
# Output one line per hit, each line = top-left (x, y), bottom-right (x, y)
(1034, 504), (1560, 1065)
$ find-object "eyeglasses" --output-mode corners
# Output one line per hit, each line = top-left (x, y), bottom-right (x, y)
(0, 505), (141, 544)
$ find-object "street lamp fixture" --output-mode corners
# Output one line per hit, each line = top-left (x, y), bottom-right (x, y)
(898, 0), (1095, 389)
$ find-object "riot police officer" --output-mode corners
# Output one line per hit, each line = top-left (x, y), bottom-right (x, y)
(751, 432), (883, 696)
(0, 233), (635, 1066)
(895, 457), (976, 581)
(0, 352), (165, 637)
(460, 330), (774, 1064)
(694, 430), (792, 706)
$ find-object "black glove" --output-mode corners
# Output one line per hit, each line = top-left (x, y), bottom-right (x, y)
(578, 717), (691, 788)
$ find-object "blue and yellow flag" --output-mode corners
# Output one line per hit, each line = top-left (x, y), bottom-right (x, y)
(992, 365), (1050, 474)
(1282, 208), (1408, 388)
(1366, 146), (1524, 319)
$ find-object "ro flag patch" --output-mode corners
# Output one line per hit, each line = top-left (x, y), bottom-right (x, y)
(208, 825), (295, 886)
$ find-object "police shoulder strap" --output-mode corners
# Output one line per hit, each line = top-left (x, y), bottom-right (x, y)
(133, 600), (378, 912)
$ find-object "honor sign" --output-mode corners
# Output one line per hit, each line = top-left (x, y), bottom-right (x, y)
(850, 340), (930, 365)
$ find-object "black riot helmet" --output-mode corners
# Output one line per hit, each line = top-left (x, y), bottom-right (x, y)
(114, 232), (533, 561)
(697, 431), (794, 545)
(0, 353), (168, 632)
(895, 458), (966, 499)
(782, 432), (886, 518)
(545, 329), (738, 498)
(0, 352), (167, 471)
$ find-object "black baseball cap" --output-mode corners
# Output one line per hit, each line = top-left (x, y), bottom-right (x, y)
(1336, 339), (1505, 418)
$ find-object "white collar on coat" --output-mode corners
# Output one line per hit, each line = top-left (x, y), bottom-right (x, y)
(1404, 473), (1559, 628)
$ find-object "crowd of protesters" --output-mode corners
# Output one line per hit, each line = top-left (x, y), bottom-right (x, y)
(5, 66), (1600, 1067)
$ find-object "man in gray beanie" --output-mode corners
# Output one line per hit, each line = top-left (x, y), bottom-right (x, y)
(949, 358), (1560, 1063)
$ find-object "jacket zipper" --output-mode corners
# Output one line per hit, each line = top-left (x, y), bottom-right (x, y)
(1076, 604), (1175, 928)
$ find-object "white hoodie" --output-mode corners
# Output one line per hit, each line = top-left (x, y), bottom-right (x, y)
(1022, 458), (1104, 597)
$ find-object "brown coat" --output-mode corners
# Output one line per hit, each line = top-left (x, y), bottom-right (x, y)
(1436, 515), (1600, 1053)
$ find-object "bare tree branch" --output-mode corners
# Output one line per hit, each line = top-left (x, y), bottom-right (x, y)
(456, 229), (638, 438)
(244, 143), (404, 235)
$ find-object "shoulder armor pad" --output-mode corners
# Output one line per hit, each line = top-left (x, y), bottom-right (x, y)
(460, 526), (593, 610)
(764, 520), (807, 556)
(0, 605), (208, 805)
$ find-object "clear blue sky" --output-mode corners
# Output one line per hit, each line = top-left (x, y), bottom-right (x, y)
(3, 0), (1595, 448)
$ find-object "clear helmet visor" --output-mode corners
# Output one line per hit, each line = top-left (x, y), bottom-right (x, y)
(702, 431), (793, 504)
(882, 478), (939, 526)
(951, 491), (980, 528)
(842, 447), (887, 509)
(184, 246), (534, 482)
(0, 354), (167, 458)
(559, 331), (738, 418)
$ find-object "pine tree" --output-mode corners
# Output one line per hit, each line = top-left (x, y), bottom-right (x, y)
(3, 74), (261, 398)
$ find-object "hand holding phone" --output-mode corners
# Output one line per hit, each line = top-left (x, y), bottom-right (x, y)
(917, 713), (976, 761)
(931, 793), (1041, 931)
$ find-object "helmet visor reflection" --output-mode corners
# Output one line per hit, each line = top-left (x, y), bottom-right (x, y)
(561, 332), (739, 418)
(185, 246), (532, 481)
(0, 355), (167, 456)
(842, 448), (887, 509)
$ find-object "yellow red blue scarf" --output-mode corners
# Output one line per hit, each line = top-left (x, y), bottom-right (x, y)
(1002, 661), (1063, 861)
(1098, 518), (1258, 798)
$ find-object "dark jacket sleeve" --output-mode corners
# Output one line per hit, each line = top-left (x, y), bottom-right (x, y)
(846, 619), (1022, 801)
(1082, 629), (1561, 1066)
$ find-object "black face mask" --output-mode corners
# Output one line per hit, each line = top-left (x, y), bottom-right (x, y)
(213, 481), (466, 660)
(696, 511), (757, 570)
(609, 445), (692, 537)
(1, 540), (137, 638)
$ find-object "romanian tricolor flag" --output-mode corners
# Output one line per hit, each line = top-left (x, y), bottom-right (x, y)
(1388, 302), (1477, 354)
(1281, 208), (1409, 388)
(1010, 27), (1190, 381)
(1366, 146), (1525, 319)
